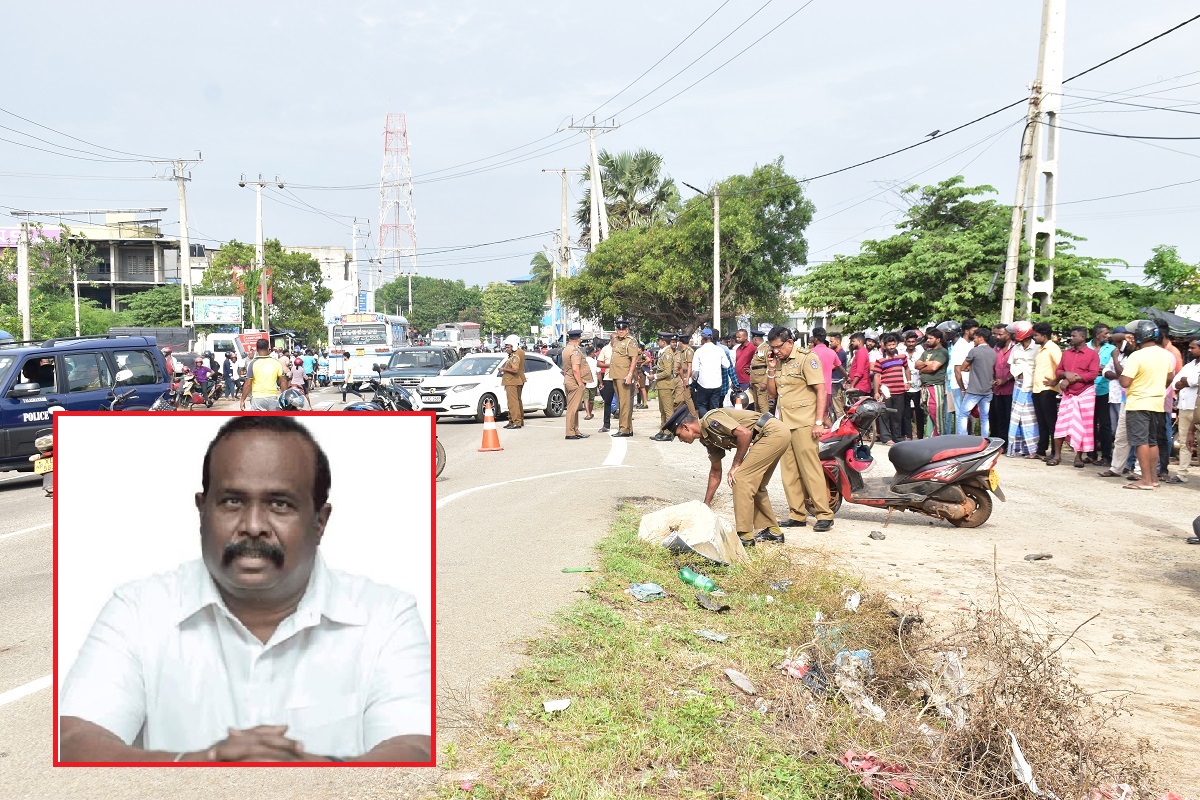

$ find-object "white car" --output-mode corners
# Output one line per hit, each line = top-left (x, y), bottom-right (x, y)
(416, 352), (566, 422)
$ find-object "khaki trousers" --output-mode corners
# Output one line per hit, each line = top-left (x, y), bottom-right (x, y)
(674, 380), (697, 417)
(614, 377), (634, 433)
(731, 423), (789, 533)
(780, 425), (833, 521)
(505, 384), (524, 425)
(657, 378), (677, 426)
(1178, 407), (1198, 474)
(564, 382), (584, 436)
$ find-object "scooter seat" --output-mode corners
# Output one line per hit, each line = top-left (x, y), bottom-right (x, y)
(888, 435), (987, 474)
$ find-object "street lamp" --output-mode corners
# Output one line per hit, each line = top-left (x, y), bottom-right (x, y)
(682, 181), (721, 336)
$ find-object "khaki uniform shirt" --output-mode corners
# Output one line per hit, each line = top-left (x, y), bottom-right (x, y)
(749, 343), (771, 393)
(501, 348), (526, 386)
(698, 407), (772, 460)
(676, 344), (695, 383)
(773, 347), (824, 430)
(562, 342), (591, 388)
(608, 336), (640, 381)
(655, 347), (676, 384)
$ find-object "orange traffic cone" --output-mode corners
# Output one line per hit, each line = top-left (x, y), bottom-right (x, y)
(478, 399), (504, 452)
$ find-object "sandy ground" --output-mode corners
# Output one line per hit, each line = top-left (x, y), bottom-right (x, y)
(658, 435), (1200, 793)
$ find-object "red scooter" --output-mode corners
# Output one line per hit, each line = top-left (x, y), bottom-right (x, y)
(813, 398), (1005, 528)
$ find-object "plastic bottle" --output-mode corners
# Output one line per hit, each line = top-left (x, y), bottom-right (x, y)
(678, 566), (717, 593)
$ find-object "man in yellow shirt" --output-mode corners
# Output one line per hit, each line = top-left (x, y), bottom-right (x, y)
(1030, 322), (1062, 461)
(240, 339), (288, 411)
(1118, 320), (1177, 490)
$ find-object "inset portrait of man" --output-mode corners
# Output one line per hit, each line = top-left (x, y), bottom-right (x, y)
(58, 416), (431, 764)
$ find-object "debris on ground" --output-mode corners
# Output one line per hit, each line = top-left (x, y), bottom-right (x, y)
(627, 582), (666, 602)
(835, 750), (916, 799)
(561, 566), (595, 573)
(768, 579), (793, 591)
(909, 648), (970, 729)
(1008, 729), (1059, 798)
(695, 592), (731, 613)
(542, 698), (571, 713)
(724, 668), (756, 695)
(754, 697), (771, 714)
(833, 649), (885, 722)
(1024, 552), (1053, 561)
(843, 587), (862, 612)
(778, 650), (831, 696)
(637, 500), (749, 564)
(679, 565), (717, 591)
(1084, 785), (1133, 800)
(869, 530), (887, 540)
(694, 629), (728, 642)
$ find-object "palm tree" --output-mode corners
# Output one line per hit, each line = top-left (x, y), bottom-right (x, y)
(527, 251), (554, 303)
(575, 148), (680, 246)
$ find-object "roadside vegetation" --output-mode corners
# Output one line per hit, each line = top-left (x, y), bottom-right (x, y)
(442, 501), (1153, 800)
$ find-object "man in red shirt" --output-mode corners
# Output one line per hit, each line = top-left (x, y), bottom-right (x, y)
(871, 333), (909, 444)
(809, 327), (844, 422)
(846, 332), (872, 399)
(990, 324), (1015, 445)
(732, 328), (754, 392)
(1050, 325), (1101, 467)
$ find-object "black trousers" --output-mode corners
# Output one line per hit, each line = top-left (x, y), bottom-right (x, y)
(1091, 393), (1112, 462)
(904, 390), (924, 439)
(1033, 390), (1060, 456)
(881, 395), (905, 442)
(600, 380), (615, 428)
(990, 393), (1012, 445)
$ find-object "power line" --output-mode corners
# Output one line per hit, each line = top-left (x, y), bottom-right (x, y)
(1062, 13), (1200, 84)
(578, 0), (734, 120)
(1052, 123), (1200, 141)
(1054, 176), (1200, 206)
(0, 171), (160, 181)
(0, 105), (169, 161)
(1058, 93), (1200, 116)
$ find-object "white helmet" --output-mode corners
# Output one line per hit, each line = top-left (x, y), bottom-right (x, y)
(504, 335), (521, 348)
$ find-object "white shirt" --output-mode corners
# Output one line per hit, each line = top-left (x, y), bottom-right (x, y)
(599, 344), (613, 381)
(949, 338), (972, 371)
(1176, 360), (1199, 411)
(584, 356), (599, 389)
(904, 345), (924, 392)
(61, 555), (430, 758)
(691, 341), (727, 389)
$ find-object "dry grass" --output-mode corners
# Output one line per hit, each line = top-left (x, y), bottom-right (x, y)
(440, 500), (1155, 800)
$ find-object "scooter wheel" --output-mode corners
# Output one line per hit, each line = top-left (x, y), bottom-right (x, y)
(949, 485), (993, 528)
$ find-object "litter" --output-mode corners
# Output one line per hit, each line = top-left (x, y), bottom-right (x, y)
(835, 750), (915, 799)
(754, 697), (770, 714)
(694, 629), (728, 642)
(768, 579), (793, 591)
(542, 698), (571, 713)
(561, 567), (595, 573)
(724, 668), (757, 695)
(459, 782), (474, 792)
(833, 650), (885, 722)
(778, 651), (830, 696)
(627, 582), (666, 602)
(765, 595), (775, 604)
(695, 592), (731, 613)
(843, 588), (862, 612)
(1008, 729), (1060, 799)
(910, 648), (970, 729)
(503, 721), (519, 731)
(1085, 785), (1132, 800)
(1024, 553), (1053, 561)
(869, 530), (887, 540)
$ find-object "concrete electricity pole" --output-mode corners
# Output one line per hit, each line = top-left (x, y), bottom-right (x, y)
(16, 222), (30, 340)
(154, 155), (201, 331)
(568, 117), (619, 250)
(239, 174), (285, 333)
(682, 181), (722, 337)
(543, 168), (585, 337)
(1000, 87), (1042, 324)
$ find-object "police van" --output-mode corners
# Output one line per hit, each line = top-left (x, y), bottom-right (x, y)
(0, 335), (171, 473)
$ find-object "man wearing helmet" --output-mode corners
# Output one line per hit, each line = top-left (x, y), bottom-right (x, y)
(1117, 320), (1176, 490)
(240, 339), (288, 411)
(161, 347), (183, 380)
(499, 335), (526, 429)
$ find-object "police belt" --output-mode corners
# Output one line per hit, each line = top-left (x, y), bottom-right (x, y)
(750, 413), (773, 443)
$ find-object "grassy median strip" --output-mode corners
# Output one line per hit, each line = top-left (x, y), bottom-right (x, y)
(443, 501), (1153, 799)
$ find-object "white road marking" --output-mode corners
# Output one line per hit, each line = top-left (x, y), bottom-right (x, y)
(0, 523), (50, 543)
(0, 675), (51, 708)
(604, 436), (628, 467)
(0, 473), (38, 483)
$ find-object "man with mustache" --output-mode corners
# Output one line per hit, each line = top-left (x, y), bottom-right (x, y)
(59, 417), (431, 763)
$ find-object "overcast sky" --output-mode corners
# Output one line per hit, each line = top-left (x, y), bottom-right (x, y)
(3, 1), (1198, 290)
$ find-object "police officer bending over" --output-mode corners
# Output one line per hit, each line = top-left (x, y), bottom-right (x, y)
(663, 403), (790, 549)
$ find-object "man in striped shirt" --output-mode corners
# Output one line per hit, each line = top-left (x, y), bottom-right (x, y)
(872, 333), (910, 445)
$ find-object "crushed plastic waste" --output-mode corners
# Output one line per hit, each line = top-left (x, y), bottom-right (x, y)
(843, 587), (862, 612)
(768, 579), (793, 591)
(835, 750), (915, 799)
(909, 648), (969, 729)
(778, 650), (830, 696)
(869, 530), (887, 540)
(833, 649), (885, 722)
(695, 592), (731, 613)
(1008, 729), (1060, 799)
(627, 582), (666, 602)
(724, 668), (756, 695)
(1024, 553), (1053, 561)
(542, 698), (571, 713)
(561, 566), (595, 573)
(694, 629), (728, 642)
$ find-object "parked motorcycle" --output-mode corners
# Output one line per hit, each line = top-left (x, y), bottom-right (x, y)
(148, 381), (181, 411)
(814, 397), (1005, 528)
(342, 366), (446, 478)
(28, 405), (65, 497)
(176, 369), (217, 410)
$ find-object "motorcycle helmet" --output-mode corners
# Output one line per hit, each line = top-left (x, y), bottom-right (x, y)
(344, 401), (385, 411)
(504, 334), (521, 348)
(203, 350), (213, 358)
(936, 320), (962, 341)
(1129, 319), (1158, 345)
(731, 389), (749, 408)
(278, 388), (306, 410)
(194, 357), (204, 365)
(160, 346), (172, 356)
(1008, 320), (1034, 342)
(294, 357), (304, 366)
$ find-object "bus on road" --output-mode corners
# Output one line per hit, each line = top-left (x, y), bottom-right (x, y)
(329, 312), (410, 385)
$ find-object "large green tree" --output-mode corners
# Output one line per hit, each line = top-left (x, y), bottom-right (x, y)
(480, 281), (544, 336)
(375, 276), (484, 333)
(1143, 244), (1199, 305)
(791, 176), (1161, 331)
(575, 148), (681, 243)
(123, 285), (184, 327)
(562, 157), (814, 332)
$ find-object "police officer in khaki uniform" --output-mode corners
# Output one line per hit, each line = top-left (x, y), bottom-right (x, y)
(749, 332), (772, 413)
(500, 334), (526, 429)
(607, 320), (640, 437)
(766, 325), (834, 531)
(651, 332), (677, 440)
(673, 333), (698, 417)
(663, 404), (790, 548)
(561, 329), (592, 440)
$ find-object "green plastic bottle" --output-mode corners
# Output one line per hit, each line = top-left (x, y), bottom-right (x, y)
(679, 566), (717, 593)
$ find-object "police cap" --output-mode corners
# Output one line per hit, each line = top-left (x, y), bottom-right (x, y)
(567, 329), (582, 339)
(657, 331), (671, 342)
(615, 319), (629, 329)
(661, 403), (692, 436)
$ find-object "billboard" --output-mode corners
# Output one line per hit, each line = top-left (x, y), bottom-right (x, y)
(192, 296), (243, 325)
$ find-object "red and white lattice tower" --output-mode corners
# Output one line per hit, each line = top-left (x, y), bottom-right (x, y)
(376, 113), (417, 298)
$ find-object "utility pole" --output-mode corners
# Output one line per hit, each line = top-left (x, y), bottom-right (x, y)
(567, 117), (619, 250)
(683, 181), (722, 337)
(70, 253), (80, 336)
(239, 173), (285, 332)
(1000, 86), (1042, 324)
(16, 222), (30, 340)
(153, 155), (202, 331)
(1023, 0), (1066, 316)
(543, 168), (585, 338)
